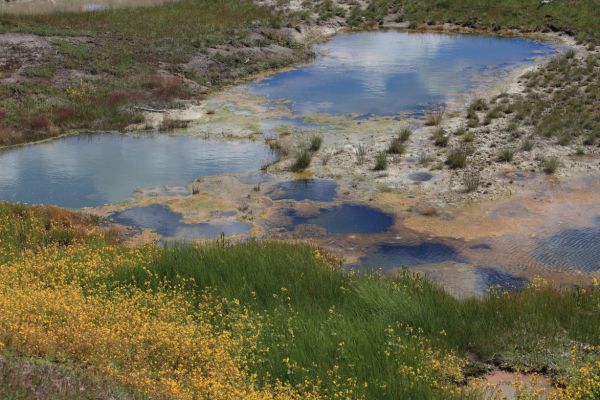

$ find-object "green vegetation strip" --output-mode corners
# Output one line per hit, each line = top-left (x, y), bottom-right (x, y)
(362, 0), (600, 44)
(0, 202), (598, 399)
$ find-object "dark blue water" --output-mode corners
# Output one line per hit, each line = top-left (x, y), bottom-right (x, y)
(111, 204), (251, 240)
(356, 242), (467, 270)
(408, 172), (434, 182)
(267, 179), (337, 201)
(535, 226), (600, 272)
(475, 268), (528, 294)
(249, 31), (557, 116)
(0, 133), (275, 208)
(286, 204), (394, 234)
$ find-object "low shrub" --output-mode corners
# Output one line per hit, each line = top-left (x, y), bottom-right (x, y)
(469, 98), (488, 112)
(557, 134), (572, 146)
(356, 144), (367, 165)
(454, 127), (466, 136)
(398, 127), (412, 142)
(521, 137), (535, 151)
(463, 132), (475, 143)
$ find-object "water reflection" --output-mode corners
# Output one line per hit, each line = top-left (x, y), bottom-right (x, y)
(267, 179), (337, 202)
(286, 204), (394, 234)
(111, 204), (250, 240)
(357, 241), (467, 271)
(0, 132), (275, 208)
(250, 31), (557, 116)
(475, 268), (528, 294)
(535, 225), (600, 272)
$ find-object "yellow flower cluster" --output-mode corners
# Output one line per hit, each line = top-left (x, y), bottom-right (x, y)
(313, 248), (343, 270)
(383, 322), (466, 394)
(549, 346), (600, 400)
(65, 82), (92, 102)
(0, 243), (323, 400)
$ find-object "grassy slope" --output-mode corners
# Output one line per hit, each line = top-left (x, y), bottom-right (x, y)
(110, 244), (600, 398)
(363, 0), (600, 43)
(0, 2), (600, 398)
(0, 203), (598, 399)
(0, 0), (303, 145)
(463, 50), (600, 160)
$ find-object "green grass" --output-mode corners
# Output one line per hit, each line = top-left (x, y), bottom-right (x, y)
(489, 51), (600, 153)
(462, 170), (480, 192)
(542, 155), (560, 174)
(104, 242), (600, 399)
(0, 1), (281, 57)
(0, 202), (598, 399)
(445, 146), (468, 169)
(387, 136), (406, 154)
(496, 148), (515, 162)
(292, 148), (312, 171)
(432, 128), (449, 147)
(2, 0), (600, 146)
(374, 151), (388, 170)
(399, 126), (413, 142)
(0, 202), (101, 261)
(363, 0), (600, 44)
(309, 134), (323, 151)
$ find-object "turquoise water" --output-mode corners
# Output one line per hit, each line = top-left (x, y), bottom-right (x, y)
(0, 132), (275, 208)
(249, 31), (557, 116)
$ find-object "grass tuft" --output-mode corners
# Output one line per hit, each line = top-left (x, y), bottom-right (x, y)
(445, 147), (468, 169)
(374, 151), (388, 170)
(462, 170), (480, 192)
(292, 149), (312, 171)
(432, 128), (449, 147)
(309, 135), (323, 152)
(425, 107), (445, 126)
(387, 137), (406, 155)
(542, 155), (560, 174)
(496, 148), (515, 162)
